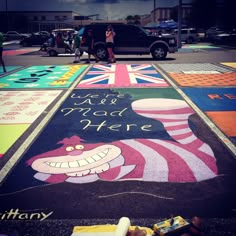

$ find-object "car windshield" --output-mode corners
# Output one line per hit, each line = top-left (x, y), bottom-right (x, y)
(139, 26), (149, 35)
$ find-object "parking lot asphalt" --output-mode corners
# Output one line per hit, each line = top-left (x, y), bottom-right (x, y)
(0, 43), (236, 236)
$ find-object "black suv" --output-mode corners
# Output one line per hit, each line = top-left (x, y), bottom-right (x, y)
(80, 23), (177, 60)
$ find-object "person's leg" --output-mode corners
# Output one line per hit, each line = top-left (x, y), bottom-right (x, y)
(93, 53), (99, 62)
(0, 48), (6, 72)
(0, 57), (6, 72)
(111, 48), (116, 62)
(74, 48), (80, 63)
(111, 44), (116, 62)
(107, 47), (113, 62)
(86, 53), (91, 63)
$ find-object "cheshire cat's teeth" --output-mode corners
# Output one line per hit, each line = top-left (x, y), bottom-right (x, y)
(92, 154), (102, 161)
(60, 162), (69, 168)
(55, 162), (61, 168)
(78, 159), (88, 166)
(68, 161), (79, 168)
(86, 157), (96, 164)
(48, 162), (56, 167)
(46, 149), (109, 168)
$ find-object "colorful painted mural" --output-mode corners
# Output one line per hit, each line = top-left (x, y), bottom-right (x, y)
(1, 88), (234, 220)
(158, 63), (236, 87)
(221, 62), (236, 69)
(0, 90), (62, 158)
(76, 64), (169, 88)
(182, 88), (236, 143)
(0, 65), (88, 89)
(3, 48), (38, 56)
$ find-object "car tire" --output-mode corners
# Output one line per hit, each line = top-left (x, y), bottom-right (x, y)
(48, 50), (58, 57)
(151, 45), (167, 60)
(95, 45), (108, 60)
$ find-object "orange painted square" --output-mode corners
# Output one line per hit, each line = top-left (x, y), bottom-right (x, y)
(206, 111), (236, 136)
(169, 73), (236, 87)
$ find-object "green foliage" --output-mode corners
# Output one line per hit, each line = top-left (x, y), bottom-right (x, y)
(125, 15), (141, 25)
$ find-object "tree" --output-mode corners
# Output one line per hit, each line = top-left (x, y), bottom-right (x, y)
(125, 15), (134, 24)
(125, 15), (141, 25)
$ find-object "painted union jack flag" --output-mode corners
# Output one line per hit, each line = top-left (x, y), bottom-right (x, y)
(77, 64), (169, 88)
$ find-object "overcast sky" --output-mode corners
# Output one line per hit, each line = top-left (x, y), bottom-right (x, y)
(0, 0), (192, 20)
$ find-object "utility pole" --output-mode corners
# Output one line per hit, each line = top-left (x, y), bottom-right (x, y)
(177, 0), (182, 48)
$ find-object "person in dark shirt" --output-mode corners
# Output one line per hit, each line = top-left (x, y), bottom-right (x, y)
(85, 29), (99, 63)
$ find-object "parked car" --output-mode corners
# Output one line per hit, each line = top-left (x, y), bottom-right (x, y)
(20, 33), (49, 47)
(35, 31), (50, 37)
(174, 28), (198, 44)
(212, 30), (236, 46)
(205, 27), (225, 42)
(4, 31), (29, 41)
(80, 23), (177, 60)
(46, 45), (81, 56)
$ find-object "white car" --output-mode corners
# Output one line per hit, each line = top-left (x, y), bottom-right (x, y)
(46, 44), (83, 57)
(174, 28), (198, 44)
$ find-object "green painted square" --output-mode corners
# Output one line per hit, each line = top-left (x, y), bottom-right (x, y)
(0, 65), (88, 89)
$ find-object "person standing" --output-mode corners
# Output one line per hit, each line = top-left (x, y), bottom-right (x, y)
(85, 29), (99, 63)
(106, 25), (116, 63)
(0, 32), (6, 73)
(73, 32), (81, 63)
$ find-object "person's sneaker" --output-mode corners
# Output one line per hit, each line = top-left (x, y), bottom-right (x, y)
(73, 60), (78, 63)
(85, 60), (90, 64)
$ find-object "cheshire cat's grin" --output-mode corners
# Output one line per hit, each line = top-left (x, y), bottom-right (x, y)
(45, 149), (109, 169)
(31, 144), (121, 175)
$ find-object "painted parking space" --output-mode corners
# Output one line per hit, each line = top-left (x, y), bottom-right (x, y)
(3, 48), (37, 56)
(0, 88), (235, 220)
(158, 63), (236, 87)
(3, 46), (39, 56)
(0, 65), (88, 89)
(220, 62), (236, 69)
(0, 90), (62, 158)
(206, 111), (236, 143)
(0, 66), (22, 75)
(181, 87), (236, 144)
(76, 64), (169, 88)
(178, 44), (222, 53)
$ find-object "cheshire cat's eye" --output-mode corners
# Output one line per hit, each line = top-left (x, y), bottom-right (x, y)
(66, 146), (74, 152)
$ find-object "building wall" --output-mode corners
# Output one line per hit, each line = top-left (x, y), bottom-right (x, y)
(0, 11), (127, 32)
(148, 4), (192, 26)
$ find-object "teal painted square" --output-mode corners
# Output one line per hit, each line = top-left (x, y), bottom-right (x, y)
(0, 65), (88, 89)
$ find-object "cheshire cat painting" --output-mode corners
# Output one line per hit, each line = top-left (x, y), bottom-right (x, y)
(0, 88), (233, 219)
